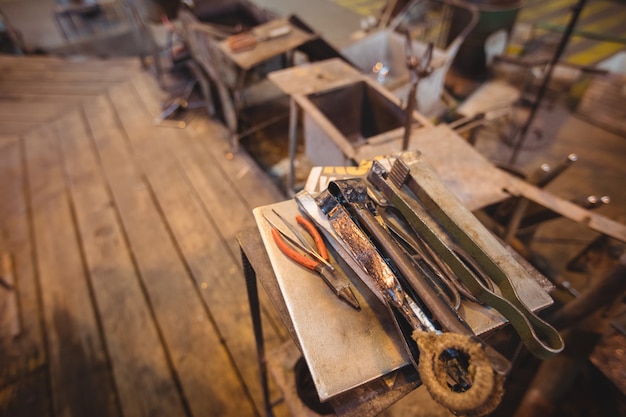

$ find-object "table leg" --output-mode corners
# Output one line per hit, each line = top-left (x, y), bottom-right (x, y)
(241, 247), (274, 417)
(287, 98), (298, 197)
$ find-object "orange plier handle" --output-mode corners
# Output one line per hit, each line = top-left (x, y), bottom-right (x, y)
(271, 215), (328, 270)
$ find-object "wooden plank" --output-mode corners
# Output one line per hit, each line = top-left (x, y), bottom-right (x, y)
(55, 109), (187, 417)
(130, 73), (276, 256)
(0, 121), (43, 136)
(0, 56), (140, 72)
(131, 71), (291, 341)
(131, 72), (288, 303)
(0, 95), (85, 105)
(0, 137), (47, 389)
(129, 75), (294, 415)
(107, 80), (285, 415)
(23, 125), (120, 417)
(0, 102), (72, 123)
(131, 73), (285, 209)
(0, 68), (132, 83)
(0, 369), (51, 417)
(82, 93), (257, 417)
(0, 80), (109, 96)
(577, 73), (626, 137)
(0, 100), (75, 123)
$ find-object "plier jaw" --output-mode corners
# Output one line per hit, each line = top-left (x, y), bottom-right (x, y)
(265, 213), (361, 311)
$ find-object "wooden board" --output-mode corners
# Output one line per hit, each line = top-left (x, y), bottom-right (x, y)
(0, 137), (47, 390)
(107, 79), (288, 414)
(0, 69), (132, 83)
(0, 121), (43, 135)
(0, 369), (51, 417)
(55, 109), (187, 417)
(0, 80), (110, 96)
(0, 102), (74, 123)
(23, 125), (120, 417)
(82, 91), (257, 417)
(0, 55), (140, 73)
(0, 54), (308, 417)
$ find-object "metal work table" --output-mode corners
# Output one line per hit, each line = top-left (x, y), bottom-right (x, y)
(364, 124), (626, 242)
(239, 226), (420, 417)
(268, 59), (364, 194)
(300, 121), (626, 243)
(268, 58), (434, 194)
(239, 195), (556, 416)
(181, 14), (316, 150)
(217, 18), (315, 72)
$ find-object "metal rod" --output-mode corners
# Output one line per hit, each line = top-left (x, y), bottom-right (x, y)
(287, 98), (298, 196)
(508, 0), (588, 165)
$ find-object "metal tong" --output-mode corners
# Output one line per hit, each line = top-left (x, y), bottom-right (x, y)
(311, 186), (509, 416)
(366, 154), (564, 360)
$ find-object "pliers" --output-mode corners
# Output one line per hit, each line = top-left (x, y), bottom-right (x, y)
(265, 212), (361, 311)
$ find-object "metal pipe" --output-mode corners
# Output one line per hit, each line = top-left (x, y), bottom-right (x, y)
(401, 33), (433, 151)
(330, 180), (473, 335)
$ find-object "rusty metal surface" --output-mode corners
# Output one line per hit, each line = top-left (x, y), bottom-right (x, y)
(268, 58), (363, 96)
(352, 124), (626, 242)
(355, 124), (512, 211)
(218, 18), (315, 70)
(590, 330), (626, 396)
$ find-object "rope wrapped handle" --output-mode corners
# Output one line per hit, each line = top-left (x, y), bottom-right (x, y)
(412, 331), (505, 416)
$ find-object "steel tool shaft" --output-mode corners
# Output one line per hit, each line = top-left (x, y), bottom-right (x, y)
(367, 155), (564, 359)
(327, 179), (473, 336)
(312, 188), (508, 415)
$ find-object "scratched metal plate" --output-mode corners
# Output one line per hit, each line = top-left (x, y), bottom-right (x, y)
(254, 194), (554, 401)
(254, 201), (410, 401)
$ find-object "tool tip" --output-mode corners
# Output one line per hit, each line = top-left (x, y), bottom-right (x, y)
(339, 287), (361, 311)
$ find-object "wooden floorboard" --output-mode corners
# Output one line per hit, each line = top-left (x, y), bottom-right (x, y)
(0, 137), (47, 402)
(0, 55), (295, 417)
(83, 92), (257, 417)
(0, 68), (135, 83)
(23, 125), (120, 417)
(0, 81), (111, 96)
(0, 369), (51, 417)
(0, 55), (140, 72)
(130, 73), (294, 410)
(116, 78), (293, 412)
(0, 122), (44, 136)
(55, 109), (188, 417)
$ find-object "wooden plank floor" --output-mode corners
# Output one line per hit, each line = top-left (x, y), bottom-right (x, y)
(0, 54), (291, 417)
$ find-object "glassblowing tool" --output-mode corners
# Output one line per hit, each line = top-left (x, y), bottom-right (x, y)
(312, 188), (507, 416)
(367, 154), (564, 360)
(263, 213), (361, 311)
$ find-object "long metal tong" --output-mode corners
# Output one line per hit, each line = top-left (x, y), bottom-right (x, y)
(367, 153), (564, 360)
(310, 186), (509, 416)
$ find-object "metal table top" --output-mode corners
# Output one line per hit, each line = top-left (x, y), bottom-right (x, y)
(218, 18), (315, 71)
(268, 58), (363, 96)
(252, 196), (554, 402)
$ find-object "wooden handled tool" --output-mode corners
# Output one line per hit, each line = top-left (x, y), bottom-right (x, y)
(227, 25), (291, 53)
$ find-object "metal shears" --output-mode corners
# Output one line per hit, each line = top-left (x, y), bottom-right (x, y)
(264, 211), (361, 311)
